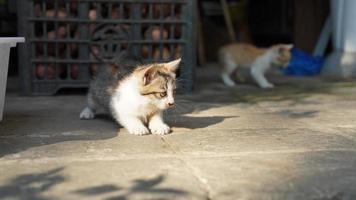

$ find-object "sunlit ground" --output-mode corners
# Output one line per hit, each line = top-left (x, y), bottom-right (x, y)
(1, 65), (356, 199)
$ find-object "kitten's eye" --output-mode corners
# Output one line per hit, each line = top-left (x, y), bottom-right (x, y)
(160, 92), (167, 98)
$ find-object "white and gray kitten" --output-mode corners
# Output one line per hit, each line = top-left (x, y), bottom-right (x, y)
(80, 52), (181, 136)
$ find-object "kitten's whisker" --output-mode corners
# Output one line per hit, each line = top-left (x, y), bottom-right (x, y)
(176, 78), (190, 83)
(174, 102), (190, 114)
(172, 108), (180, 123)
(168, 106), (181, 124)
(173, 105), (183, 114)
(177, 71), (191, 77)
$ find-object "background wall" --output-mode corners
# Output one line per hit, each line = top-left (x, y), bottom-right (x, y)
(293, 0), (329, 54)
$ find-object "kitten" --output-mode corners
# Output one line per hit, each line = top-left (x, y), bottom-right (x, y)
(219, 43), (293, 88)
(80, 52), (181, 136)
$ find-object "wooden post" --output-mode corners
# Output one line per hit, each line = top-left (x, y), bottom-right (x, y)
(220, 0), (236, 42)
(197, 3), (206, 65)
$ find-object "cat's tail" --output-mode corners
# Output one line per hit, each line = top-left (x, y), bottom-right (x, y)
(111, 51), (142, 69)
(90, 47), (142, 69)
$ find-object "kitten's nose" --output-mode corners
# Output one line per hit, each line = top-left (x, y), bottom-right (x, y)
(168, 102), (174, 107)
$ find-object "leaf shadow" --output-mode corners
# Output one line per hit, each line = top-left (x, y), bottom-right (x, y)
(72, 175), (188, 200)
(0, 167), (66, 200)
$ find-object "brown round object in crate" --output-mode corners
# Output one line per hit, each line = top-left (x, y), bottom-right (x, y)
(112, 7), (120, 19)
(70, 0), (78, 10)
(47, 28), (67, 56)
(71, 65), (79, 79)
(45, 31), (56, 56)
(174, 45), (182, 59)
(70, 43), (78, 52)
(90, 64), (98, 76)
(47, 31), (56, 39)
(57, 26), (67, 38)
(141, 4), (148, 18)
(152, 27), (168, 41)
(46, 8), (67, 18)
(46, 64), (56, 79)
(58, 8), (67, 18)
(34, 4), (41, 17)
(141, 45), (149, 58)
(165, 16), (182, 39)
(162, 47), (170, 61)
(35, 64), (46, 79)
(46, 10), (55, 18)
(36, 64), (56, 79)
(89, 9), (97, 20)
(152, 4), (171, 19)
(153, 47), (170, 61)
(145, 26), (168, 41)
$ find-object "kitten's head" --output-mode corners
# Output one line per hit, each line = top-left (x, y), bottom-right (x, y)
(271, 44), (293, 68)
(138, 58), (181, 110)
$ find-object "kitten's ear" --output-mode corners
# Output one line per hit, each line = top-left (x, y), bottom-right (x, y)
(278, 44), (293, 54)
(284, 44), (294, 50)
(165, 58), (181, 72)
(143, 66), (157, 86)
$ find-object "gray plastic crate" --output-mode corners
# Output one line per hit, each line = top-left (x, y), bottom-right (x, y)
(17, 0), (197, 95)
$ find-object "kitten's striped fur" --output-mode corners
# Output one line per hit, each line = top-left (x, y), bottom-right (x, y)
(80, 52), (181, 135)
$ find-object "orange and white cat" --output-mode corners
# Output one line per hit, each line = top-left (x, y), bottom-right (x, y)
(219, 43), (293, 88)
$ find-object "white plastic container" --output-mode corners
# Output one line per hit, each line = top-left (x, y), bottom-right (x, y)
(0, 37), (25, 121)
(323, 0), (356, 78)
(330, 0), (356, 51)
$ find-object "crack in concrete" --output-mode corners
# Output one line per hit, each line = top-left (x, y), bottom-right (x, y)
(332, 127), (356, 143)
(160, 136), (213, 200)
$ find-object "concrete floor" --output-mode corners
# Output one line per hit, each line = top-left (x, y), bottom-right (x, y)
(1, 65), (356, 200)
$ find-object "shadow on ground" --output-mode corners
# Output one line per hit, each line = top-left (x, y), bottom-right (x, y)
(0, 167), (188, 200)
(73, 175), (188, 200)
(2, 68), (356, 158)
(0, 107), (118, 157)
(169, 115), (237, 129)
(266, 110), (319, 119)
(0, 167), (66, 200)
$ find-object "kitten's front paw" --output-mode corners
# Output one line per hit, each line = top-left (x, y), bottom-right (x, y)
(80, 107), (95, 120)
(127, 126), (150, 136)
(149, 123), (171, 135)
(261, 83), (274, 89)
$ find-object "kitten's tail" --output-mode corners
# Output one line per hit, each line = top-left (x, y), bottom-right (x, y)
(111, 51), (142, 69)
(90, 48), (142, 75)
